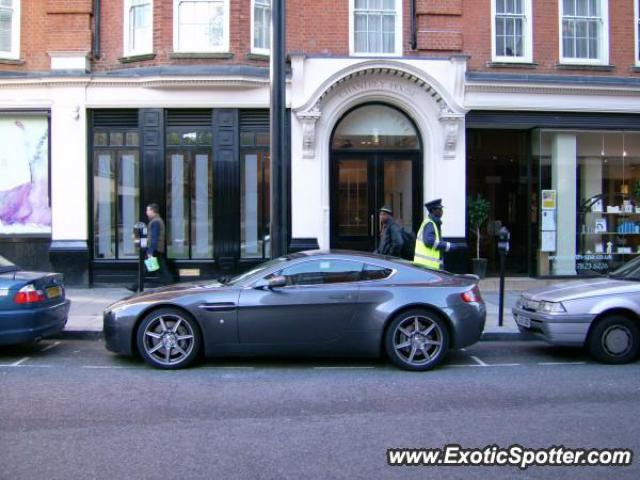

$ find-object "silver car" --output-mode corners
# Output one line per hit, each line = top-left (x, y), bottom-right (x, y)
(513, 258), (640, 364)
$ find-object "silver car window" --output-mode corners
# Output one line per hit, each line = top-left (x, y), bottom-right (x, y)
(272, 259), (365, 286)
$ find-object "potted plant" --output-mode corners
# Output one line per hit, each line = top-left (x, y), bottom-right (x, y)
(467, 194), (491, 278)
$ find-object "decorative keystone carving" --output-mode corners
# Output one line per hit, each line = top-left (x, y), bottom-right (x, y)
(439, 106), (464, 160)
(296, 107), (322, 159)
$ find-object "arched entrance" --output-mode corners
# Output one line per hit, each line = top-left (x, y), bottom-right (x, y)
(330, 103), (422, 252)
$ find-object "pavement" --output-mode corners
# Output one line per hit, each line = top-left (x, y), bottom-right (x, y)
(58, 278), (539, 341)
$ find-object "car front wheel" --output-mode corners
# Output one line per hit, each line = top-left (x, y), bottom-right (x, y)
(137, 308), (202, 369)
(385, 309), (449, 371)
(587, 314), (639, 364)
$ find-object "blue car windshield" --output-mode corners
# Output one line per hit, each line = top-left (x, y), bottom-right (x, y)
(225, 257), (291, 286)
(0, 255), (18, 274)
(610, 256), (640, 280)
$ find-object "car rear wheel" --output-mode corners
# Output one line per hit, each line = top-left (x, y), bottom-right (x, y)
(587, 315), (639, 364)
(137, 308), (201, 369)
(385, 309), (449, 371)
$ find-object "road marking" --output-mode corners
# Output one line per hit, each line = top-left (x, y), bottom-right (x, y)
(313, 366), (376, 370)
(82, 366), (129, 369)
(201, 366), (255, 370)
(11, 357), (29, 366)
(538, 361), (587, 366)
(449, 363), (520, 368)
(40, 341), (61, 352)
(470, 355), (488, 367)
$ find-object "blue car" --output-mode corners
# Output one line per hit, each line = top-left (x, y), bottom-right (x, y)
(0, 255), (70, 345)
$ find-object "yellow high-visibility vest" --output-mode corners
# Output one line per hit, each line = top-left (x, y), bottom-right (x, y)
(414, 218), (443, 270)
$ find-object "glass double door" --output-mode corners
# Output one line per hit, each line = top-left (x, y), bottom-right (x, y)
(331, 153), (421, 252)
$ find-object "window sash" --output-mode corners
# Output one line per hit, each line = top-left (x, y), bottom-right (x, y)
(560, 0), (604, 61)
(176, 0), (228, 52)
(253, 0), (270, 52)
(352, 0), (398, 54)
(128, 1), (152, 54)
(493, 0), (529, 60)
(0, 0), (16, 57)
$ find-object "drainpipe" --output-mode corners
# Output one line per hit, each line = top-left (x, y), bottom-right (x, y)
(93, 0), (101, 59)
(410, 0), (417, 50)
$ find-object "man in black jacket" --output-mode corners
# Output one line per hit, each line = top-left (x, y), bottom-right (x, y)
(375, 205), (405, 257)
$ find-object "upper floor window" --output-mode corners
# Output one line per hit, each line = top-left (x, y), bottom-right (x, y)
(124, 0), (153, 56)
(252, 0), (270, 55)
(174, 0), (229, 53)
(635, 0), (640, 65)
(492, 0), (532, 63)
(559, 0), (609, 65)
(0, 0), (20, 60)
(350, 0), (402, 56)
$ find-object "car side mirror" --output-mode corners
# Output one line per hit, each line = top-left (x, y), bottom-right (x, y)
(255, 275), (286, 290)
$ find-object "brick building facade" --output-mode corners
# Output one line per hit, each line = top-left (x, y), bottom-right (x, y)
(1, 0), (640, 283)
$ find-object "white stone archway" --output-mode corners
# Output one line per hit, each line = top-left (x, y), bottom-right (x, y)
(290, 57), (467, 249)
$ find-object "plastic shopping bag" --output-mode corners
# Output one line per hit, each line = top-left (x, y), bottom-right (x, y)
(144, 256), (160, 272)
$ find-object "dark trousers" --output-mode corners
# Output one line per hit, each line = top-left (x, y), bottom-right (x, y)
(144, 251), (174, 287)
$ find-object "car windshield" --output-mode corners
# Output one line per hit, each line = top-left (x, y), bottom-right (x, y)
(609, 256), (640, 280)
(225, 257), (291, 286)
(0, 255), (19, 274)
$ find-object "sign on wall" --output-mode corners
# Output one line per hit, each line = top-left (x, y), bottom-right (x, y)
(0, 116), (51, 235)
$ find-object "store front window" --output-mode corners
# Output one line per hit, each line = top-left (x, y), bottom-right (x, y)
(166, 127), (214, 259)
(534, 130), (640, 276)
(93, 129), (140, 259)
(240, 130), (270, 259)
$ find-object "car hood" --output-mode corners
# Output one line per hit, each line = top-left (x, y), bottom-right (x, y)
(523, 277), (640, 302)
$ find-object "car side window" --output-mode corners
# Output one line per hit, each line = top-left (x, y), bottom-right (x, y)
(274, 259), (364, 286)
(361, 264), (393, 281)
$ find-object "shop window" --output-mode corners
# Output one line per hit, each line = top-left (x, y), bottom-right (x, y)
(0, 114), (50, 235)
(559, 0), (609, 65)
(351, 0), (401, 56)
(635, 0), (640, 65)
(252, 0), (270, 55)
(165, 127), (214, 259)
(534, 130), (640, 276)
(240, 142), (270, 259)
(492, 0), (532, 63)
(0, 0), (20, 60)
(124, 0), (153, 56)
(92, 129), (140, 260)
(173, 0), (229, 53)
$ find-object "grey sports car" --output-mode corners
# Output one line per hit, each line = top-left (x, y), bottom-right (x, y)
(513, 257), (640, 364)
(104, 251), (486, 370)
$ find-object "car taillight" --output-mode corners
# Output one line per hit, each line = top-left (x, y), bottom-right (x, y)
(461, 286), (482, 304)
(14, 284), (46, 304)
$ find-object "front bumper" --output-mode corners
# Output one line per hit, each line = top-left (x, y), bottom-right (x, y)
(511, 306), (594, 346)
(0, 299), (70, 345)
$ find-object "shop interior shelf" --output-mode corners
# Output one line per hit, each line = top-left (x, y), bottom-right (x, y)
(581, 232), (640, 235)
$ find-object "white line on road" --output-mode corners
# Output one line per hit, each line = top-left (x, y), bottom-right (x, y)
(538, 361), (587, 366)
(449, 363), (520, 368)
(470, 355), (488, 367)
(313, 366), (376, 370)
(11, 357), (29, 366)
(201, 366), (255, 370)
(40, 341), (62, 352)
(82, 366), (130, 369)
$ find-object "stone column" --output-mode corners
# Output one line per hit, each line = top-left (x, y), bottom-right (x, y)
(552, 133), (577, 275)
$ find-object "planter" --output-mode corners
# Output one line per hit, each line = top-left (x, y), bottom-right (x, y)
(472, 258), (488, 279)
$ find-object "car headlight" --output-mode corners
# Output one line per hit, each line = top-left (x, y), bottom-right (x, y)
(538, 301), (566, 314)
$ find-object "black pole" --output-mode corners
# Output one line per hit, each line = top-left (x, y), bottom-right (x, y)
(269, 0), (288, 258)
(138, 241), (145, 293)
(498, 251), (506, 327)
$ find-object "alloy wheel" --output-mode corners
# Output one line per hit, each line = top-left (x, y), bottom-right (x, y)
(142, 313), (196, 367)
(392, 315), (444, 368)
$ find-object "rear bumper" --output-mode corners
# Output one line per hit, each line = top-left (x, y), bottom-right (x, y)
(0, 299), (70, 345)
(448, 302), (486, 349)
(512, 307), (594, 346)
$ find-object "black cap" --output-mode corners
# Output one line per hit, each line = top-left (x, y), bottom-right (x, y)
(378, 205), (393, 214)
(425, 198), (444, 210)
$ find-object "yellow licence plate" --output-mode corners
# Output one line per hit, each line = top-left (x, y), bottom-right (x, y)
(46, 286), (62, 299)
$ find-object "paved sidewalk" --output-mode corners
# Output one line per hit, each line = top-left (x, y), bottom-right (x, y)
(60, 283), (528, 341)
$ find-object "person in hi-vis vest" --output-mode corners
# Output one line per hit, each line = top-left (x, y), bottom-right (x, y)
(414, 199), (452, 270)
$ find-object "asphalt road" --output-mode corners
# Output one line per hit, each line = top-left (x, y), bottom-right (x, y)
(0, 340), (638, 480)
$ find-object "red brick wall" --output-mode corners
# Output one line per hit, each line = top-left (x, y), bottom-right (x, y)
(2, 0), (639, 77)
